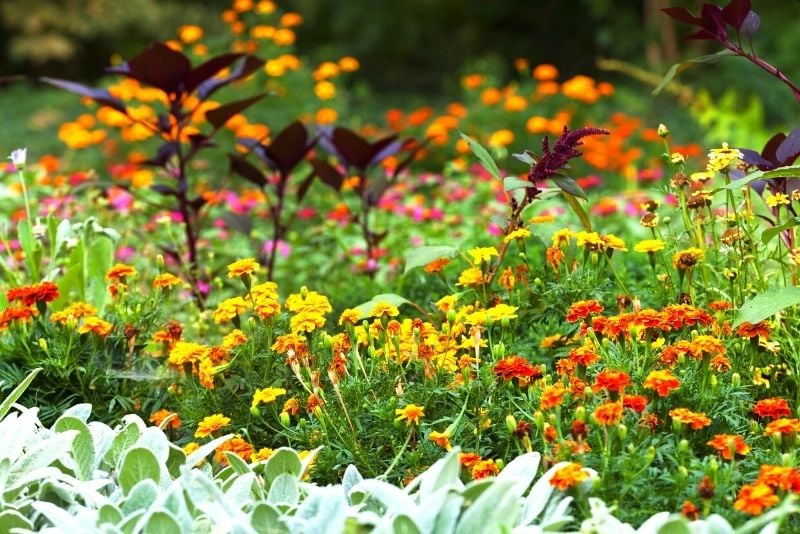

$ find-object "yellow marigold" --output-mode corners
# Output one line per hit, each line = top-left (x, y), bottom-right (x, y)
(194, 413), (231, 438)
(643, 369), (681, 397)
(550, 462), (589, 490)
(436, 295), (459, 313)
(290, 311), (327, 333)
(487, 303), (519, 321)
(314, 81), (336, 100)
(457, 267), (484, 286)
(669, 408), (712, 430)
(212, 297), (249, 324)
(106, 263), (137, 282)
(369, 301), (399, 318)
(634, 239), (665, 253)
(152, 273), (182, 290)
(178, 24), (203, 44)
(285, 288), (332, 315)
(673, 248), (704, 270)
(168, 341), (210, 366)
(602, 234), (627, 251)
(551, 228), (573, 246)
(488, 129), (514, 148)
(252, 386), (287, 408)
(78, 317), (113, 337)
(471, 458), (500, 479)
(529, 214), (556, 224)
(338, 308), (362, 325)
(51, 302), (97, 324)
(467, 246), (499, 264)
(503, 228), (531, 243)
(574, 231), (604, 249)
(395, 404), (425, 426)
(251, 281), (279, 301)
(706, 142), (742, 173)
(254, 297), (281, 319)
(222, 329), (248, 349)
(227, 258), (259, 278)
(184, 442), (200, 455)
(429, 430), (452, 451)
(766, 193), (790, 208)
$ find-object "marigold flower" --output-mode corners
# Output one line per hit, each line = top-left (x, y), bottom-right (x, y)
(493, 356), (542, 384)
(395, 404), (425, 426)
(566, 300), (604, 323)
(222, 329), (248, 349)
(673, 248), (704, 270)
(470, 458), (500, 479)
(737, 321), (770, 339)
(592, 369), (630, 392)
(178, 24), (203, 44)
(681, 500), (700, 521)
(252, 386), (287, 408)
(212, 296), (249, 324)
(214, 436), (255, 465)
(106, 264), (137, 282)
(149, 409), (180, 430)
(152, 273), (182, 290)
(254, 297), (281, 319)
(456, 267), (484, 286)
(734, 483), (778, 515)
(643, 369), (680, 397)
(168, 341), (210, 366)
(546, 246), (565, 271)
(7, 282), (59, 307)
(429, 430), (452, 451)
(424, 257), (450, 273)
(706, 142), (742, 173)
(634, 239), (665, 253)
(757, 465), (800, 492)
(251, 281), (279, 301)
(369, 301), (399, 318)
(195, 413), (231, 438)
(227, 258), (259, 278)
(467, 246), (499, 264)
(540, 384), (567, 410)
(593, 402), (623, 426)
(622, 395), (648, 413)
(753, 398), (792, 420)
(549, 463), (589, 490)
(503, 228), (531, 243)
(707, 434), (750, 460)
(568, 344), (601, 367)
(78, 316), (114, 337)
(669, 408), (712, 430)
(50, 302), (97, 324)
(338, 308), (362, 325)
(533, 64), (559, 81)
(459, 452), (481, 468)
(764, 418), (800, 436)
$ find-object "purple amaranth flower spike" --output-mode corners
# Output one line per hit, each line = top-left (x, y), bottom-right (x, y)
(528, 126), (609, 183)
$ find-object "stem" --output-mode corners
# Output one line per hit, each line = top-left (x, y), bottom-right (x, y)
(17, 170), (32, 223)
(379, 428), (414, 480)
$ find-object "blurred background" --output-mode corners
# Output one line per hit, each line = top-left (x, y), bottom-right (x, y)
(1, 0), (800, 153)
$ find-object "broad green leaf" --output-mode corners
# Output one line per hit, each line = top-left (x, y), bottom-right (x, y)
(416, 448), (460, 500)
(392, 514), (422, 534)
(562, 191), (592, 231)
(186, 433), (233, 468)
(761, 217), (800, 245)
(503, 176), (535, 192)
(122, 479), (160, 514)
(53, 415), (95, 480)
(251, 503), (289, 534)
(87, 236), (114, 309)
(653, 50), (734, 96)
(724, 165), (800, 190)
(103, 423), (141, 470)
(403, 245), (458, 275)
(224, 450), (253, 475)
(98, 504), (123, 525)
(456, 479), (520, 533)
(119, 447), (161, 496)
(733, 287), (800, 328)
(165, 443), (186, 479)
(144, 510), (181, 534)
(264, 448), (302, 485)
(8, 431), (76, 488)
(0, 509), (32, 531)
(460, 133), (501, 180)
(353, 293), (410, 318)
(552, 176), (587, 200)
(655, 518), (692, 534)
(17, 219), (40, 281)
(268, 473), (300, 506)
(512, 151), (536, 166)
(0, 367), (41, 420)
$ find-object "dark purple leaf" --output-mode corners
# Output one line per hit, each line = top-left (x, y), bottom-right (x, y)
(392, 137), (431, 177)
(196, 55), (264, 99)
(310, 159), (344, 191)
(39, 77), (127, 113)
(700, 4), (727, 38)
(741, 10), (760, 37)
(762, 133), (787, 164)
(722, 0), (751, 29)
(739, 148), (773, 168)
(147, 142), (179, 167)
(121, 43), (192, 94)
(205, 93), (266, 129)
(229, 155), (267, 187)
(189, 196), (206, 211)
(776, 128), (800, 164)
(332, 128), (373, 169)
(268, 121), (313, 174)
(662, 6), (702, 25)
(185, 53), (244, 94)
(684, 29), (719, 41)
(368, 136), (402, 166)
(188, 134), (214, 151)
(296, 170), (316, 202)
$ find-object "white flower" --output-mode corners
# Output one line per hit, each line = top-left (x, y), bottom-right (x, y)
(8, 148), (27, 170)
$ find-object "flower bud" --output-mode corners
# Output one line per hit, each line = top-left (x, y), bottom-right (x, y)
(647, 446), (656, 462)
(709, 374), (718, 390)
(678, 439), (689, 453)
(533, 411), (545, 432)
(657, 123), (670, 138)
(731, 372), (741, 387)
(505, 415), (518, 434)
(247, 316), (258, 333)
(678, 466), (688, 479)
(617, 424), (627, 440)
(446, 310), (457, 324)
(493, 342), (505, 359)
(627, 443), (636, 454)
(574, 406), (586, 422)
(38, 338), (48, 351)
(156, 254), (165, 270)
(280, 411), (291, 427)
(250, 405), (261, 417)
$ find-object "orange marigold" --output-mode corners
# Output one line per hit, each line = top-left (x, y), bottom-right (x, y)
(149, 409), (181, 430)
(737, 321), (770, 339)
(764, 418), (800, 436)
(593, 401), (623, 426)
(7, 282), (59, 306)
(734, 483), (779, 515)
(669, 408), (712, 430)
(424, 257), (451, 273)
(106, 263), (137, 282)
(643, 369), (680, 397)
(707, 434), (750, 460)
(470, 458), (500, 480)
(592, 369), (630, 392)
(540, 384), (567, 410)
(756, 465), (800, 492)
(493, 356), (542, 383)
(622, 395), (648, 413)
(753, 398), (792, 420)
(549, 462), (589, 490)
(195, 413), (231, 438)
(566, 300), (604, 323)
(78, 316), (114, 337)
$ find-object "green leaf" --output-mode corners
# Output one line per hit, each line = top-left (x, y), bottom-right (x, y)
(103, 422), (141, 470)
(392, 514), (422, 534)
(403, 245), (458, 275)
(98, 504), (123, 525)
(733, 287), (800, 328)
(186, 433), (233, 468)
(655, 518), (692, 534)
(761, 217), (800, 245)
(119, 447), (161, 496)
(122, 479), (160, 514)
(264, 448), (302, 485)
(456, 479), (521, 532)
(503, 176), (535, 192)
(165, 444), (186, 479)
(653, 50), (735, 96)
(223, 450), (253, 475)
(53, 415), (95, 480)
(0, 510), (32, 531)
(144, 510), (181, 534)
(267, 473), (300, 506)
(562, 192), (593, 232)
(87, 235), (114, 309)
(552, 176), (587, 200)
(353, 293), (410, 318)
(459, 133), (501, 180)
(251, 503), (288, 534)
(16, 219), (40, 281)
(0, 367), (41, 420)
(724, 164), (800, 190)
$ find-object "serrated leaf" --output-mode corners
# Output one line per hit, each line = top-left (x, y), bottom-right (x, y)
(653, 50), (734, 96)
(460, 133), (501, 180)
(403, 245), (458, 274)
(119, 447), (161, 496)
(733, 287), (800, 328)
